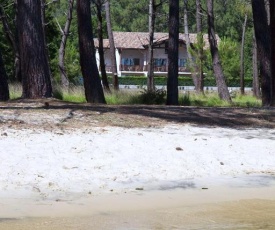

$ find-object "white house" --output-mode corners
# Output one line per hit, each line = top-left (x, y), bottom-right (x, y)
(95, 32), (213, 77)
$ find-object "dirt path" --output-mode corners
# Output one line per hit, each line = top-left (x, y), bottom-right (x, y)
(1, 99), (275, 129)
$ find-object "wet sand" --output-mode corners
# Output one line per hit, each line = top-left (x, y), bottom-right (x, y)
(1, 182), (275, 230)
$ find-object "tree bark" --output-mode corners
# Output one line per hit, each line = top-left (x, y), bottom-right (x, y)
(105, 0), (119, 91)
(166, 0), (179, 105)
(251, 0), (272, 106)
(240, 13), (247, 95)
(41, 0), (53, 82)
(270, 0), (275, 105)
(147, 0), (156, 92)
(58, 0), (74, 88)
(95, 1), (110, 93)
(183, 0), (199, 93)
(252, 33), (260, 98)
(196, 0), (204, 93)
(0, 48), (9, 101)
(77, 0), (106, 103)
(207, 0), (231, 102)
(0, 5), (21, 82)
(17, 0), (52, 98)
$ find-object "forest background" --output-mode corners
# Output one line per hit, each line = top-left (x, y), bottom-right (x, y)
(0, 0), (252, 86)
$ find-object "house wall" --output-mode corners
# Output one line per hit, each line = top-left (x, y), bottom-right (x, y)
(120, 49), (146, 70)
(96, 43), (189, 75)
(149, 44), (188, 64)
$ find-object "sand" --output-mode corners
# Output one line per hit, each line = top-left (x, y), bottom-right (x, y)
(0, 123), (275, 229)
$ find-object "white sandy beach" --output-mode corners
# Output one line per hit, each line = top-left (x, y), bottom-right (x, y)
(0, 113), (275, 229)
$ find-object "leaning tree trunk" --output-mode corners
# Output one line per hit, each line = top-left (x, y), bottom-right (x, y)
(252, 33), (261, 98)
(270, 0), (275, 106)
(105, 0), (119, 90)
(207, 0), (231, 102)
(166, 0), (179, 105)
(58, 0), (74, 88)
(252, 0), (272, 106)
(0, 5), (21, 82)
(77, 0), (106, 103)
(240, 13), (247, 95)
(0, 48), (9, 101)
(96, 2), (110, 93)
(17, 0), (52, 98)
(183, 0), (199, 93)
(147, 0), (156, 92)
(196, 0), (204, 93)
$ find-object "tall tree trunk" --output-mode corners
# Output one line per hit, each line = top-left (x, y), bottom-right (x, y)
(196, 0), (204, 93)
(183, 0), (199, 93)
(240, 13), (247, 95)
(105, 0), (119, 90)
(95, 2), (110, 93)
(270, 0), (275, 106)
(207, 0), (231, 102)
(14, 0), (21, 82)
(252, 33), (260, 98)
(17, 0), (52, 98)
(147, 0), (155, 92)
(251, 0), (272, 106)
(41, 0), (53, 82)
(58, 0), (74, 88)
(0, 48), (9, 101)
(166, 0), (179, 105)
(77, 0), (106, 103)
(0, 5), (21, 82)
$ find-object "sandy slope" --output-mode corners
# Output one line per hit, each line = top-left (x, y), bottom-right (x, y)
(1, 102), (275, 229)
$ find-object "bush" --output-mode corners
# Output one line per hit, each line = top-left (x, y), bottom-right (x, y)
(107, 76), (253, 87)
(132, 88), (166, 105)
(179, 93), (191, 106)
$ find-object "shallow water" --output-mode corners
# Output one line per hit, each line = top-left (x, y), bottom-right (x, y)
(1, 178), (275, 230)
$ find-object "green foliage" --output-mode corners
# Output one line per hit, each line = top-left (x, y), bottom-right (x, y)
(179, 93), (191, 106)
(179, 91), (260, 107)
(218, 38), (240, 80)
(110, 0), (168, 32)
(9, 83), (22, 99)
(204, 37), (241, 82)
(131, 88), (166, 105)
(233, 93), (261, 107)
(0, 0), (255, 94)
(108, 76), (252, 87)
(105, 90), (137, 104)
(53, 84), (86, 103)
(0, 1), (16, 81)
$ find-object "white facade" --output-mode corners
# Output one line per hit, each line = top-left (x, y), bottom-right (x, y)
(96, 42), (190, 76)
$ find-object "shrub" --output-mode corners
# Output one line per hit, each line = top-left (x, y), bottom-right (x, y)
(133, 88), (166, 105)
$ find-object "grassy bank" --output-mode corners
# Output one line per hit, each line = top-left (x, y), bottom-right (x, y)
(8, 83), (261, 107)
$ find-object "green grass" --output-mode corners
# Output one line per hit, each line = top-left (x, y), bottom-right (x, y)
(179, 91), (261, 107)
(8, 83), (262, 107)
(232, 94), (261, 107)
(105, 90), (139, 104)
(53, 85), (86, 103)
(9, 83), (22, 100)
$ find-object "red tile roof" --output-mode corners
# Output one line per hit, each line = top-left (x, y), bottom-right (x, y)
(94, 32), (218, 49)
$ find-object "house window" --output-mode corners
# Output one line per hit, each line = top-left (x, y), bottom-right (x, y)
(121, 58), (140, 66)
(178, 58), (187, 67)
(154, 58), (167, 66)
